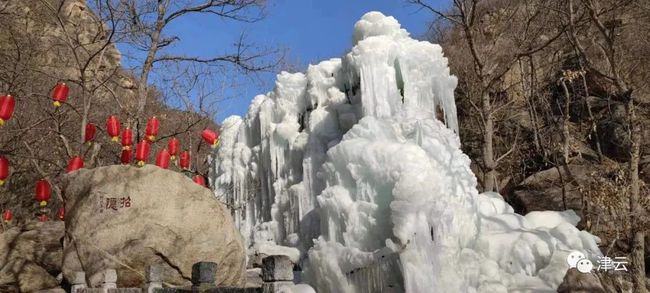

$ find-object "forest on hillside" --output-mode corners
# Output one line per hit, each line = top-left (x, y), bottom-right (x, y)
(409, 0), (650, 291)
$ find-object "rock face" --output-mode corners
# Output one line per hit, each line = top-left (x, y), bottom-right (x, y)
(0, 221), (64, 292)
(61, 165), (246, 287)
(557, 268), (606, 293)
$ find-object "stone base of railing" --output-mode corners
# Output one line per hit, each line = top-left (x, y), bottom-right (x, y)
(69, 255), (307, 293)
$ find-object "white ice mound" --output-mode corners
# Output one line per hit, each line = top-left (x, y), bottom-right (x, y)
(212, 11), (602, 293)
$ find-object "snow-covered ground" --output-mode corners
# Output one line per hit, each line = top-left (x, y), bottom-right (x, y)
(211, 11), (602, 293)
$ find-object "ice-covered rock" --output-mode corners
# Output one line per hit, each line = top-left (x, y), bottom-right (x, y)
(212, 11), (602, 293)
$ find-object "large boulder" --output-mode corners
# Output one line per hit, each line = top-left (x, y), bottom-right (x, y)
(0, 221), (64, 292)
(61, 165), (246, 287)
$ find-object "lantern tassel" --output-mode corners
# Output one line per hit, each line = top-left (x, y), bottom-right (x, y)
(0, 180), (4, 186)
(211, 140), (220, 148)
(40, 201), (47, 207)
(137, 160), (145, 167)
(53, 101), (61, 107)
(0, 119), (4, 126)
(123, 146), (131, 151)
(170, 155), (176, 161)
(148, 135), (155, 141)
(111, 136), (119, 142)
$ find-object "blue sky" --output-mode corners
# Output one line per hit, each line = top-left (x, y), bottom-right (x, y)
(118, 0), (450, 123)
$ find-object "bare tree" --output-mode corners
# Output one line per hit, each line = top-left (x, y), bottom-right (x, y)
(408, 0), (565, 192)
(93, 0), (283, 138)
(565, 0), (647, 291)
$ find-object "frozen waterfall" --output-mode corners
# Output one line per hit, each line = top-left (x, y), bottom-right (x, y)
(211, 11), (602, 293)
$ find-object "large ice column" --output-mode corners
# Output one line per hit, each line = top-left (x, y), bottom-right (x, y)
(213, 11), (602, 293)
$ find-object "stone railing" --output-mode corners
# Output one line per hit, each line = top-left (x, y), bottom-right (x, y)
(72, 255), (302, 293)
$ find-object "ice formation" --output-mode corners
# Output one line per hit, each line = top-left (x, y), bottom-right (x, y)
(211, 12), (602, 293)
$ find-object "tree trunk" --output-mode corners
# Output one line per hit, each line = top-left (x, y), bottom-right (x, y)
(136, 1), (167, 139)
(482, 91), (496, 192)
(628, 96), (646, 293)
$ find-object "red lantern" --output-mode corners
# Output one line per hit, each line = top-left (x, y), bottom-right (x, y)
(179, 151), (190, 170)
(168, 138), (180, 160)
(193, 175), (206, 187)
(145, 117), (160, 142)
(135, 140), (150, 167)
(201, 129), (220, 148)
(0, 156), (9, 186)
(67, 156), (84, 173)
(120, 149), (132, 165)
(0, 95), (15, 126)
(57, 207), (65, 221)
(35, 179), (51, 207)
(155, 148), (170, 169)
(121, 128), (133, 150)
(38, 214), (48, 222)
(2, 210), (12, 223)
(84, 123), (97, 143)
(52, 82), (69, 107)
(106, 116), (120, 142)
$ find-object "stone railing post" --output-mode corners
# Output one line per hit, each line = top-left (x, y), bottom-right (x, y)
(144, 265), (164, 293)
(101, 269), (117, 291)
(261, 255), (294, 293)
(70, 271), (87, 293)
(191, 261), (217, 291)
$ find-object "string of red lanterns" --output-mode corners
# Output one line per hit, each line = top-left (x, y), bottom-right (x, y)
(106, 116), (120, 142)
(2, 210), (12, 223)
(145, 117), (159, 142)
(35, 179), (51, 207)
(0, 156), (9, 186)
(121, 149), (132, 165)
(168, 138), (179, 160)
(67, 156), (84, 173)
(201, 129), (220, 148)
(121, 127), (133, 150)
(0, 95), (15, 126)
(51, 82), (69, 107)
(57, 207), (65, 221)
(84, 123), (97, 144)
(155, 148), (170, 169)
(179, 151), (191, 170)
(193, 175), (206, 187)
(135, 140), (150, 167)
(0, 84), (226, 224)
